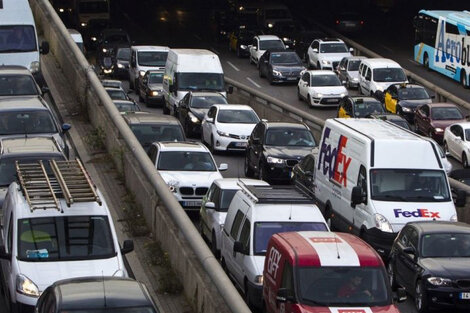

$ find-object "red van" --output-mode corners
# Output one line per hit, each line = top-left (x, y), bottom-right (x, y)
(263, 231), (406, 313)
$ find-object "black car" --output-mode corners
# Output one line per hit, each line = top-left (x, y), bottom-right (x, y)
(369, 112), (412, 130)
(293, 29), (326, 61)
(337, 96), (385, 118)
(35, 277), (159, 313)
(97, 28), (131, 60)
(228, 26), (258, 57)
(138, 70), (164, 106)
(245, 121), (316, 183)
(290, 152), (315, 198)
(388, 221), (470, 313)
(114, 47), (131, 78)
(258, 49), (305, 84)
(265, 20), (298, 49)
(177, 91), (228, 137)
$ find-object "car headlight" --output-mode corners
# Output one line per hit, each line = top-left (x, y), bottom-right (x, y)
(102, 48), (107, 53)
(139, 70), (146, 77)
(313, 92), (323, 98)
(402, 107), (412, 113)
(321, 60), (331, 65)
(272, 70), (282, 77)
(188, 112), (200, 123)
(374, 213), (393, 233)
(91, 36), (97, 41)
(427, 277), (452, 286)
(267, 23), (273, 28)
(352, 77), (359, 81)
(434, 128), (444, 133)
(254, 275), (263, 285)
(16, 275), (40, 297)
(267, 156), (284, 164)
(150, 90), (159, 96)
(450, 214), (458, 222)
(167, 180), (179, 192)
(117, 63), (125, 68)
(29, 61), (40, 73)
(282, 37), (290, 42)
(217, 130), (230, 137)
(240, 44), (247, 50)
(81, 22), (87, 27)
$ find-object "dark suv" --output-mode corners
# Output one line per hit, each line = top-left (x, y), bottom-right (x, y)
(245, 121), (316, 183)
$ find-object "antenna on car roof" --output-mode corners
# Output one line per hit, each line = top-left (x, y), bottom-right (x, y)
(334, 234), (341, 259)
(288, 204), (292, 220)
(102, 272), (107, 308)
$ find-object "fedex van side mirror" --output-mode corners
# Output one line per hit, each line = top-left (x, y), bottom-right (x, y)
(393, 287), (407, 303)
(276, 288), (294, 303)
(351, 186), (366, 207)
(40, 41), (49, 55)
(0, 245), (11, 260)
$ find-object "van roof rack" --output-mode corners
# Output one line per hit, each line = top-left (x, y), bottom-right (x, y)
(237, 181), (314, 204)
(16, 159), (101, 213)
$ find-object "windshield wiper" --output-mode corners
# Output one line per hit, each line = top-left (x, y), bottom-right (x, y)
(0, 49), (33, 53)
(374, 194), (408, 201)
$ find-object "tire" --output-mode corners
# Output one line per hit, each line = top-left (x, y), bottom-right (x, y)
(388, 262), (398, 290)
(317, 62), (321, 70)
(461, 70), (469, 89)
(258, 162), (265, 181)
(423, 53), (430, 70)
(244, 154), (254, 177)
(138, 92), (144, 102)
(211, 232), (220, 259)
(463, 153), (469, 168)
(250, 56), (254, 65)
(210, 136), (216, 154)
(415, 280), (428, 313)
(297, 87), (302, 101)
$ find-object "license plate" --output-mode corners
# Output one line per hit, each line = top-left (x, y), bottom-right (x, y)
(287, 77), (297, 80)
(326, 99), (338, 103)
(235, 142), (247, 147)
(182, 201), (201, 207)
(345, 23), (355, 27)
(460, 292), (470, 299)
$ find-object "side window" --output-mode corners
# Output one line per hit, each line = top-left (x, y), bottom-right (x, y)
(148, 145), (158, 163)
(457, 126), (463, 138)
(207, 107), (217, 118)
(409, 228), (419, 251)
(302, 72), (309, 82)
(253, 38), (258, 48)
(357, 165), (367, 204)
(206, 184), (217, 202)
(238, 219), (251, 253)
(7, 213), (13, 253)
(281, 262), (294, 296)
(340, 58), (346, 69)
(251, 124), (261, 140)
(365, 68), (371, 80)
(230, 210), (245, 239)
(422, 105), (430, 116)
(398, 226), (410, 246)
(211, 188), (221, 208)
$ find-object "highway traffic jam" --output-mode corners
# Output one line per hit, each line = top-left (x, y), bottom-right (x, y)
(1, 0), (470, 312)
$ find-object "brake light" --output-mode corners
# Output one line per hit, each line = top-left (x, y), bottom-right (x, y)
(360, 20), (364, 25)
(336, 20), (340, 24)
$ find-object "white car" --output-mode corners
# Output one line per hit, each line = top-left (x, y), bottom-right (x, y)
(201, 104), (260, 152)
(444, 122), (470, 167)
(249, 35), (285, 66)
(306, 38), (353, 70)
(297, 70), (348, 107)
(147, 141), (228, 210)
(199, 178), (268, 258)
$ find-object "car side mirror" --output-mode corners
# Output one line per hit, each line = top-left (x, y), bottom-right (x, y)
(276, 288), (294, 303)
(227, 86), (233, 94)
(312, 48), (318, 53)
(252, 138), (260, 145)
(206, 117), (214, 123)
(218, 163), (228, 171)
(349, 47), (354, 53)
(41, 86), (50, 94)
(205, 201), (215, 209)
(455, 189), (466, 207)
(233, 241), (245, 254)
(0, 245), (11, 260)
(394, 287), (407, 303)
(40, 41), (50, 54)
(351, 186), (365, 207)
(62, 123), (71, 132)
(121, 239), (134, 255)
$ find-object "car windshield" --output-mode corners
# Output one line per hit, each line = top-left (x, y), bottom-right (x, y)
(265, 128), (316, 147)
(431, 107), (463, 120)
(0, 25), (37, 53)
(63, 308), (156, 313)
(254, 222), (327, 255)
(310, 74), (341, 86)
(270, 52), (301, 65)
(370, 169), (450, 202)
(353, 101), (384, 117)
(348, 60), (361, 71)
(130, 124), (184, 149)
(0, 156), (66, 186)
(114, 102), (139, 112)
(157, 151), (216, 171)
(137, 51), (168, 67)
(398, 87), (430, 100)
(259, 40), (285, 50)
(0, 110), (58, 135)
(117, 48), (131, 60)
(421, 233), (470, 257)
(191, 95), (227, 108)
(373, 68), (406, 82)
(106, 89), (127, 100)
(18, 216), (116, 261)
(217, 109), (259, 124)
(320, 43), (348, 53)
(176, 73), (225, 92)
(148, 72), (163, 84)
(219, 189), (238, 212)
(298, 267), (390, 307)
(79, 2), (108, 13)
(0, 75), (38, 96)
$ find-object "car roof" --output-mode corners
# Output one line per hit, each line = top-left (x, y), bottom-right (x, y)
(213, 104), (252, 110)
(113, 100), (135, 105)
(275, 231), (382, 267)
(0, 96), (48, 110)
(189, 91), (225, 97)
(428, 102), (460, 108)
(360, 58), (400, 67)
(1, 137), (62, 155)
(213, 178), (269, 189)
(317, 38), (344, 43)
(342, 56), (366, 61)
(0, 65), (32, 76)
(131, 45), (170, 52)
(369, 113), (407, 121)
(157, 141), (208, 152)
(263, 121), (308, 129)
(408, 221), (470, 234)
(307, 70), (337, 76)
(123, 112), (181, 125)
(257, 35), (282, 41)
(51, 277), (153, 310)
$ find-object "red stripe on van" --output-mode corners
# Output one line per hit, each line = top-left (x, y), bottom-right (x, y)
(285, 232), (321, 266)
(336, 233), (383, 267)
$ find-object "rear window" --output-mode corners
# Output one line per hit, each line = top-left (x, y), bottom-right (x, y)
(0, 75), (38, 96)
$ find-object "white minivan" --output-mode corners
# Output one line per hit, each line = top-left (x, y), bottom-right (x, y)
(358, 58), (407, 96)
(221, 183), (328, 309)
(315, 118), (461, 258)
(0, 0), (49, 84)
(129, 45), (169, 92)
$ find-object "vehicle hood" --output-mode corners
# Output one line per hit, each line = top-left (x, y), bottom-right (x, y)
(216, 122), (257, 137)
(309, 85), (347, 96)
(148, 83), (163, 91)
(398, 99), (432, 108)
(420, 258), (470, 279)
(431, 119), (465, 129)
(293, 304), (399, 313)
(319, 53), (352, 63)
(264, 146), (314, 159)
(117, 59), (129, 66)
(0, 51), (39, 70)
(369, 200), (456, 232)
(18, 257), (121, 291)
(272, 65), (304, 72)
(190, 108), (209, 120)
(159, 171), (223, 186)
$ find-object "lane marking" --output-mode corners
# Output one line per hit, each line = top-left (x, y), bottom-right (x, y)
(226, 61), (240, 72)
(211, 48), (220, 55)
(379, 44), (394, 53)
(246, 77), (261, 88)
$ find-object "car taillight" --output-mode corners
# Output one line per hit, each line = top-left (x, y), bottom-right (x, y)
(360, 20), (364, 25)
(336, 20), (340, 24)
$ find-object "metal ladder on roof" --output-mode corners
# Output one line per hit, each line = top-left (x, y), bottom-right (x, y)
(50, 159), (102, 207)
(16, 160), (61, 212)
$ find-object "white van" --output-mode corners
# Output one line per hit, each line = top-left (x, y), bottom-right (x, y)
(221, 183), (328, 309)
(315, 118), (459, 258)
(163, 49), (226, 115)
(67, 29), (84, 54)
(0, 159), (133, 311)
(0, 0), (49, 84)
(129, 45), (169, 92)
(358, 58), (407, 96)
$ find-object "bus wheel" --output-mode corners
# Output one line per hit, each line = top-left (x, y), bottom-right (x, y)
(423, 53), (430, 70)
(461, 70), (469, 89)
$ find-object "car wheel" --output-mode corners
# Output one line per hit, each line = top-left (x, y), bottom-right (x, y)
(463, 153), (469, 168)
(244, 154), (254, 177)
(461, 70), (469, 89)
(210, 136), (216, 154)
(415, 280), (428, 313)
(387, 262), (398, 290)
(325, 206), (333, 230)
(317, 61), (321, 69)
(423, 53), (430, 70)
(297, 87), (302, 101)
(307, 94), (312, 107)
(211, 232), (220, 259)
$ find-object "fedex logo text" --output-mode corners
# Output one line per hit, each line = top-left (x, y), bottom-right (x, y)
(318, 127), (352, 187)
(394, 209), (440, 219)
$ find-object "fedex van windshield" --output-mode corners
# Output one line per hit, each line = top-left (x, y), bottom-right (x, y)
(0, 25), (37, 53)
(370, 169), (450, 202)
(298, 267), (390, 306)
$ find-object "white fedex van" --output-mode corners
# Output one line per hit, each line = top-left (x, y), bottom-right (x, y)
(315, 118), (460, 258)
(162, 49), (226, 116)
(0, 0), (49, 84)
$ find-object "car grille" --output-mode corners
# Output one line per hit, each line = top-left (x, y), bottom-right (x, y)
(195, 187), (208, 195)
(229, 134), (249, 140)
(280, 71), (300, 77)
(286, 159), (299, 167)
(179, 187), (209, 196)
(320, 97), (341, 104)
(179, 187), (194, 195)
(457, 280), (470, 288)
